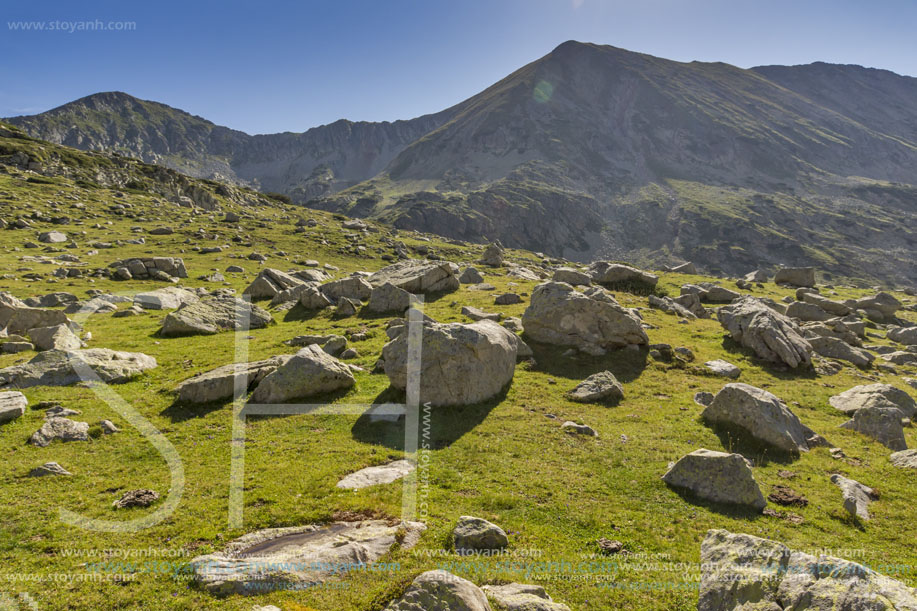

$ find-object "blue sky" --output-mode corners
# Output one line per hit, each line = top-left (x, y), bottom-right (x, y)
(2, 0), (915, 134)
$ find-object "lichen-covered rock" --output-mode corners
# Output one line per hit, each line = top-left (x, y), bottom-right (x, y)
(698, 529), (917, 610)
(890, 449), (917, 469)
(383, 320), (517, 407)
(717, 296), (812, 368)
(0, 349), (157, 389)
(0, 304), (71, 336)
(662, 449), (766, 510)
(161, 297), (273, 337)
(701, 383), (812, 453)
(28, 324), (82, 351)
(521, 282), (648, 356)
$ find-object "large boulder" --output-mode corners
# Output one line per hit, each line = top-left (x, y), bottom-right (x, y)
(479, 242), (505, 267)
(888, 326), (917, 346)
(552, 267), (591, 286)
(840, 405), (908, 451)
(702, 383), (814, 453)
(242, 268), (305, 300)
(0, 390), (27, 423)
(0, 304), (71, 336)
(662, 449), (766, 510)
(298, 285), (333, 310)
(368, 260), (460, 295)
(382, 320), (517, 407)
(249, 345), (354, 403)
(717, 296), (812, 368)
(801, 292), (851, 316)
(175, 357), (290, 404)
(785, 301), (831, 322)
(587, 262), (658, 289)
(829, 384), (916, 418)
(134, 287), (198, 310)
(698, 529), (917, 611)
(808, 336), (874, 368)
(521, 282), (648, 356)
(851, 291), (902, 322)
(28, 324), (81, 351)
(385, 570), (491, 611)
(161, 297), (273, 337)
(0, 349), (157, 389)
(773, 266), (815, 287)
(192, 520), (425, 596)
(367, 282), (416, 314)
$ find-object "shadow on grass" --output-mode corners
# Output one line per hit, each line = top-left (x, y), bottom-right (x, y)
(521, 337), (649, 384)
(720, 337), (817, 381)
(350, 385), (508, 451)
(703, 418), (799, 467)
(664, 484), (767, 519)
(281, 303), (328, 323)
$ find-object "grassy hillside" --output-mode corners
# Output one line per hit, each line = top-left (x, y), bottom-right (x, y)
(1, 127), (916, 610)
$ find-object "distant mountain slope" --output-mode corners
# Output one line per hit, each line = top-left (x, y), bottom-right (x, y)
(8, 42), (917, 285)
(7, 91), (454, 200)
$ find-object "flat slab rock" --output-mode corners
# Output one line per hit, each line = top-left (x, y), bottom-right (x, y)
(161, 297), (273, 337)
(336, 459), (416, 490)
(704, 359), (741, 379)
(0, 349), (157, 389)
(192, 519), (425, 596)
(699, 529), (917, 611)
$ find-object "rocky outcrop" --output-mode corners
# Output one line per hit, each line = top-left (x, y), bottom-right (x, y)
(336, 460), (416, 490)
(109, 257), (187, 280)
(717, 296), (812, 368)
(382, 320), (517, 407)
(242, 268), (306, 300)
(521, 282), (648, 355)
